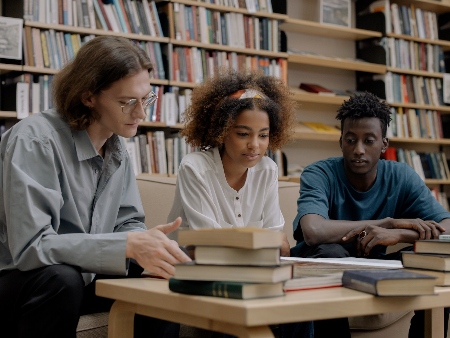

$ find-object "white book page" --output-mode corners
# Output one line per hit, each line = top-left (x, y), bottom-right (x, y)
(282, 257), (403, 268)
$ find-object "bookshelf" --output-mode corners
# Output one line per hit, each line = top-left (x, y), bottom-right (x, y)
(0, 0), (289, 177)
(1, 0), (450, 202)
(280, 0), (450, 212)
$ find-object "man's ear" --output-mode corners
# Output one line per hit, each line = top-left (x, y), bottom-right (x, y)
(382, 137), (389, 152)
(81, 92), (94, 108)
(339, 136), (343, 149)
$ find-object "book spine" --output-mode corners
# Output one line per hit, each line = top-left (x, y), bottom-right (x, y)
(169, 279), (245, 299)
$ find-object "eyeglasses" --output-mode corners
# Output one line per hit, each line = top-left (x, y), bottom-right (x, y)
(119, 91), (158, 115)
(101, 91), (158, 115)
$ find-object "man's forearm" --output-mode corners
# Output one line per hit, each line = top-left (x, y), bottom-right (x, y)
(301, 217), (390, 246)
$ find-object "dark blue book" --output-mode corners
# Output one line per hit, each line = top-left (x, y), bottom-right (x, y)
(342, 269), (436, 296)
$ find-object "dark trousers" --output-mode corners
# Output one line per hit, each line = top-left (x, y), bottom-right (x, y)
(0, 263), (179, 338)
(291, 242), (449, 338)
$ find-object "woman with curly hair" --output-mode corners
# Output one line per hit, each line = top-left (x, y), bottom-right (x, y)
(167, 68), (296, 257)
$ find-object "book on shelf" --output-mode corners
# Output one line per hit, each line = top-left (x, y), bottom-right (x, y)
(177, 228), (283, 249)
(402, 251), (450, 271)
(301, 122), (341, 134)
(173, 261), (292, 283)
(168, 278), (284, 299)
(194, 246), (280, 266)
(381, 147), (397, 161)
(342, 269), (436, 296)
(299, 83), (336, 96)
(414, 239), (450, 255)
(0, 16), (23, 60)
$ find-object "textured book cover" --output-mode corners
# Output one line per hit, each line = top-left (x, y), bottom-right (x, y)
(169, 278), (284, 299)
(342, 269), (436, 296)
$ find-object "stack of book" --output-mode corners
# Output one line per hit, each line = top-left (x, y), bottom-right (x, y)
(290, 256), (436, 296)
(402, 236), (450, 286)
(169, 228), (291, 299)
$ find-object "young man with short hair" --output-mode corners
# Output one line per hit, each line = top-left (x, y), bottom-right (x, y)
(292, 92), (450, 338)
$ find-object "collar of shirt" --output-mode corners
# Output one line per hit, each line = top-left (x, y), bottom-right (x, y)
(72, 130), (124, 163)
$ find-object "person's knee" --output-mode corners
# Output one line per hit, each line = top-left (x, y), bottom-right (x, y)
(39, 265), (84, 308)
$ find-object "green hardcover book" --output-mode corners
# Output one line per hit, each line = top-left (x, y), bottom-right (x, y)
(169, 278), (284, 299)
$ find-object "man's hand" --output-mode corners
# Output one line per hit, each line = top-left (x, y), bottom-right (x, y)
(280, 232), (291, 257)
(379, 218), (445, 240)
(344, 225), (403, 257)
(126, 217), (191, 279)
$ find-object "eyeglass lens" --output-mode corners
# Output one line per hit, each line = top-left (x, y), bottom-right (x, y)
(122, 92), (158, 114)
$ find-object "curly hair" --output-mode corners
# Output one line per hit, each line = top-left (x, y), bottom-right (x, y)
(52, 36), (153, 130)
(336, 92), (392, 137)
(181, 68), (296, 151)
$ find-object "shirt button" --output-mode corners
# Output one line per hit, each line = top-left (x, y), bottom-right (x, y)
(236, 197), (239, 200)
(94, 169), (98, 174)
(238, 214), (241, 217)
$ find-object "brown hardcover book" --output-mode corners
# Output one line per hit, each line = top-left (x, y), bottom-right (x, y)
(405, 268), (450, 286)
(177, 228), (283, 249)
(174, 261), (292, 283)
(23, 26), (34, 67)
(194, 246), (280, 266)
(414, 239), (450, 255)
(299, 83), (336, 96)
(402, 251), (450, 271)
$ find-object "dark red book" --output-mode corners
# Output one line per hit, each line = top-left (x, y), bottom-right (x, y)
(299, 83), (336, 96)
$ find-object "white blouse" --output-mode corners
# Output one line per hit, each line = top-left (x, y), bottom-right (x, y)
(167, 147), (284, 238)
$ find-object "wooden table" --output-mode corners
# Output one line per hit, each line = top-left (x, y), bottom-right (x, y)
(96, 278), (450, 338)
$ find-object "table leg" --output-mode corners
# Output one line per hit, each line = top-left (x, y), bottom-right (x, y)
(106, 300), (274, 338)
(108, 300), (136, 338)
(425, 308), (444, 338)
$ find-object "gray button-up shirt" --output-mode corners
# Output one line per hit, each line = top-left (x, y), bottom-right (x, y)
(0, 109), (146, 284)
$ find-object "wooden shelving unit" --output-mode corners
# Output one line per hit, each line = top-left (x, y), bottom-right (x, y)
(0, 63), (23, 72)
(393, 0), (450, 14)
(387, 67), (445, 78)
(172, 0), (287, 20)
(280, 18), (382, 40)
(0, 111), (18, 118)
(288, 54), (387, 73)
(25, 21), (170, 43)
(171, 40), (288, 58)
(290, 89), (349, 105)
(387, 32), (450, 51)
(389, 101), (450, 112)
(139, 121), (183, 129)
